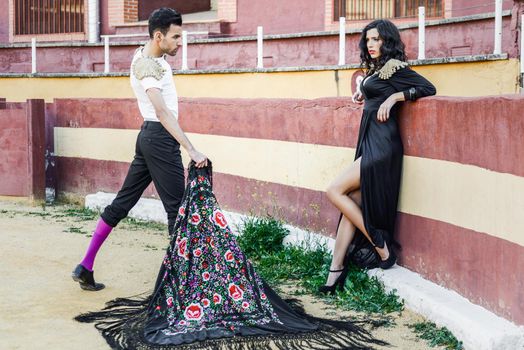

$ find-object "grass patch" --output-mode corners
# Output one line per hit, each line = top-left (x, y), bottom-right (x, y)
(121, 217), (168, 232)
(53, 207), (98, 221)
(408, 322), (463, 349)
(237, 216), (403, 314)
(63, 226), (88, 234)
(25, 211), (51, 217)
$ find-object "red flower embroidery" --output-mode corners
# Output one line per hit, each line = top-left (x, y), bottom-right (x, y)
(178, 207), (185, 216)
(177, 238), (188, 260)
(202, 271), (210, 281)
(184, 303), (204, 321)
(261, 293), (267, 300)
(191, 213), (201, 225)
(178, 320), (187, 326)
(194, 248), (202, 257)
(242, 301), (249, 309)
(224, 250), (234, 262)
(213, 210), (228, 228)
(228, 283), (244, 301)
(202, 298), (210, 308)
(213, 293), (222, 304)
(167, 297), (174, 307)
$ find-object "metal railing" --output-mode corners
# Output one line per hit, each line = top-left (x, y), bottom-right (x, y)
(24, 2), (510, 75)
(15, 0), (85, 35)
(334, 0), (443, 21)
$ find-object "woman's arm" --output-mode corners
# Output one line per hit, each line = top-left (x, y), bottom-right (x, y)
(377, 67), (436, 122)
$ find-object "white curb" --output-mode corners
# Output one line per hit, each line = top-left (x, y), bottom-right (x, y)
(85, 192), (524, 350)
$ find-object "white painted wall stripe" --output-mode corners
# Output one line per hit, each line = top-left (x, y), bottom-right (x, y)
(55, 127), (524, 247)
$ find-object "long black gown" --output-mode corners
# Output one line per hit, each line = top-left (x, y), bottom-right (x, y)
(354, 59), (436, 250)
(76, 163), (385, 349)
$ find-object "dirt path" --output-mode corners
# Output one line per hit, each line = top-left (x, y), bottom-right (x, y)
(0, 200), (439, 350)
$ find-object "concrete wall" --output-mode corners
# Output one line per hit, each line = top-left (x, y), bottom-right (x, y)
(0, 0), (8, 43)
(138, 0), (211, 20)
(452, 0), (514, 17)
(227, 0), (326, 35)
(45, 95), (524, 325)
(0, 99), (46, 200)
(0, 59), (520, 102)
(0, 15), (518, 73)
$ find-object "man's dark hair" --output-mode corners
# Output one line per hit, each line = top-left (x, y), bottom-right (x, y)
(148, 8), (182, 38)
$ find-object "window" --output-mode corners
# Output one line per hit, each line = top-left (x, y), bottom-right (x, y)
(14, 0), (85, 35)
(334, 0), (443, 21)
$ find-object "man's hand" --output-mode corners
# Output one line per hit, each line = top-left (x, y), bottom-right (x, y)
(189, 149), (208, 168)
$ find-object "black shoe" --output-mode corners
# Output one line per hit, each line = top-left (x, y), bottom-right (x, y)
(378, 247), (397, 270)
(318, 267), (349, 295)
(72, 264), (105, 291)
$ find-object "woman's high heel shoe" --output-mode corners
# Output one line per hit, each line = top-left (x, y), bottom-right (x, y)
(318, 267), (349, 295)
(378, 245), (397, 269)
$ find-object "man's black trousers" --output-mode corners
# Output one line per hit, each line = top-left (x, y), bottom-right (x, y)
(101, 121), (185, 232)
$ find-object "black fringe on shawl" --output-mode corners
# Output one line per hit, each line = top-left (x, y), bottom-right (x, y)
(75, 295), (387, 350)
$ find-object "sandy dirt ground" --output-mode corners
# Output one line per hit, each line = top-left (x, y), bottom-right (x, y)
(0, 199), (443, 350)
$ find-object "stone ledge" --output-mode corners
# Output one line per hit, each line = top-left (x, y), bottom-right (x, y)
(0, 53), (509, 78)
(85, 191), (524, 350)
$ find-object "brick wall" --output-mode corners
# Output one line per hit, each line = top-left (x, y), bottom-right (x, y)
(124, 0), (138, 23)
(108, 0), (124, 27)
(218, 0), (237, 22)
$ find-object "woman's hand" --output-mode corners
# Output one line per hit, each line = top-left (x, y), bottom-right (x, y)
(352, 91), (364, 104)
(377, 92), (404, 123)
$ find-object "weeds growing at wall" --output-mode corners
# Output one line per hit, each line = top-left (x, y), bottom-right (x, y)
(237, 216), (403, 315)
(408, 321), (463, 349)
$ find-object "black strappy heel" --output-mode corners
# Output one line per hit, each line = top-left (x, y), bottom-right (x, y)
(318, 267), (349, 295)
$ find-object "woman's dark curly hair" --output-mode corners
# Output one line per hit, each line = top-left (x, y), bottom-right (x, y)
(359, 19), (407, 72)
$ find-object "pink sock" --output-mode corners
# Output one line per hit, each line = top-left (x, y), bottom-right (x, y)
(80, 218), (113, 271)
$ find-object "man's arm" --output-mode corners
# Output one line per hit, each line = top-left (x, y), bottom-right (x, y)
(146, 88), (207, 167)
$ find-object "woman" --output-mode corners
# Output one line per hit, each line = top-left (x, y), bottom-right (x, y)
(77, 162), (384, 349)
(320, 19), (436, 294)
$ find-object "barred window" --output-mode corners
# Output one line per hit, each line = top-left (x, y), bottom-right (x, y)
(14, 0), (85, 35)
(334, 0), (443, 21)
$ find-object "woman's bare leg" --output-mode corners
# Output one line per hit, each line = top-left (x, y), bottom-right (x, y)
(326, 158), (390, 261)
(324, 189), (363, 285)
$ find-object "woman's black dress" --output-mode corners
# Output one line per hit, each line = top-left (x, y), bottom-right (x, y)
(355, 59), (436, 249)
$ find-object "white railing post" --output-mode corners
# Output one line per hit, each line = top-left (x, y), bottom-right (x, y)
(104, 36), (110, 73)
(181, 30), (188, 70)
(31, 38), (37, 74)
(418, 7), (426, 60)
(494, 0), (502, 55)
(257, 26), (263, 69)
(338, 17), (346, 65)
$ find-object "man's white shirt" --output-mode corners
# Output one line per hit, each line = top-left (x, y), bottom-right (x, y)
(130, 48), (179, 122)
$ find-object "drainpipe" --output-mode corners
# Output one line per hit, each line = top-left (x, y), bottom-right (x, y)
(88, 0), (100, 43)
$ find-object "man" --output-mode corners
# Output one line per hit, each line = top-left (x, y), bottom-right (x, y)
(72, 8), (207, 291)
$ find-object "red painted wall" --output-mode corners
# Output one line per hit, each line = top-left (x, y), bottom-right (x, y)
(0, 1), (9, 43)
(0, 100), (46, 199)
(47, 95), (524, 325)
(227, 0), (326, 35)
(452, 0), (514, 17)
(138, 0), (211, 20)
(0, 16), (517, 73)
(0, 106), (29, 196)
